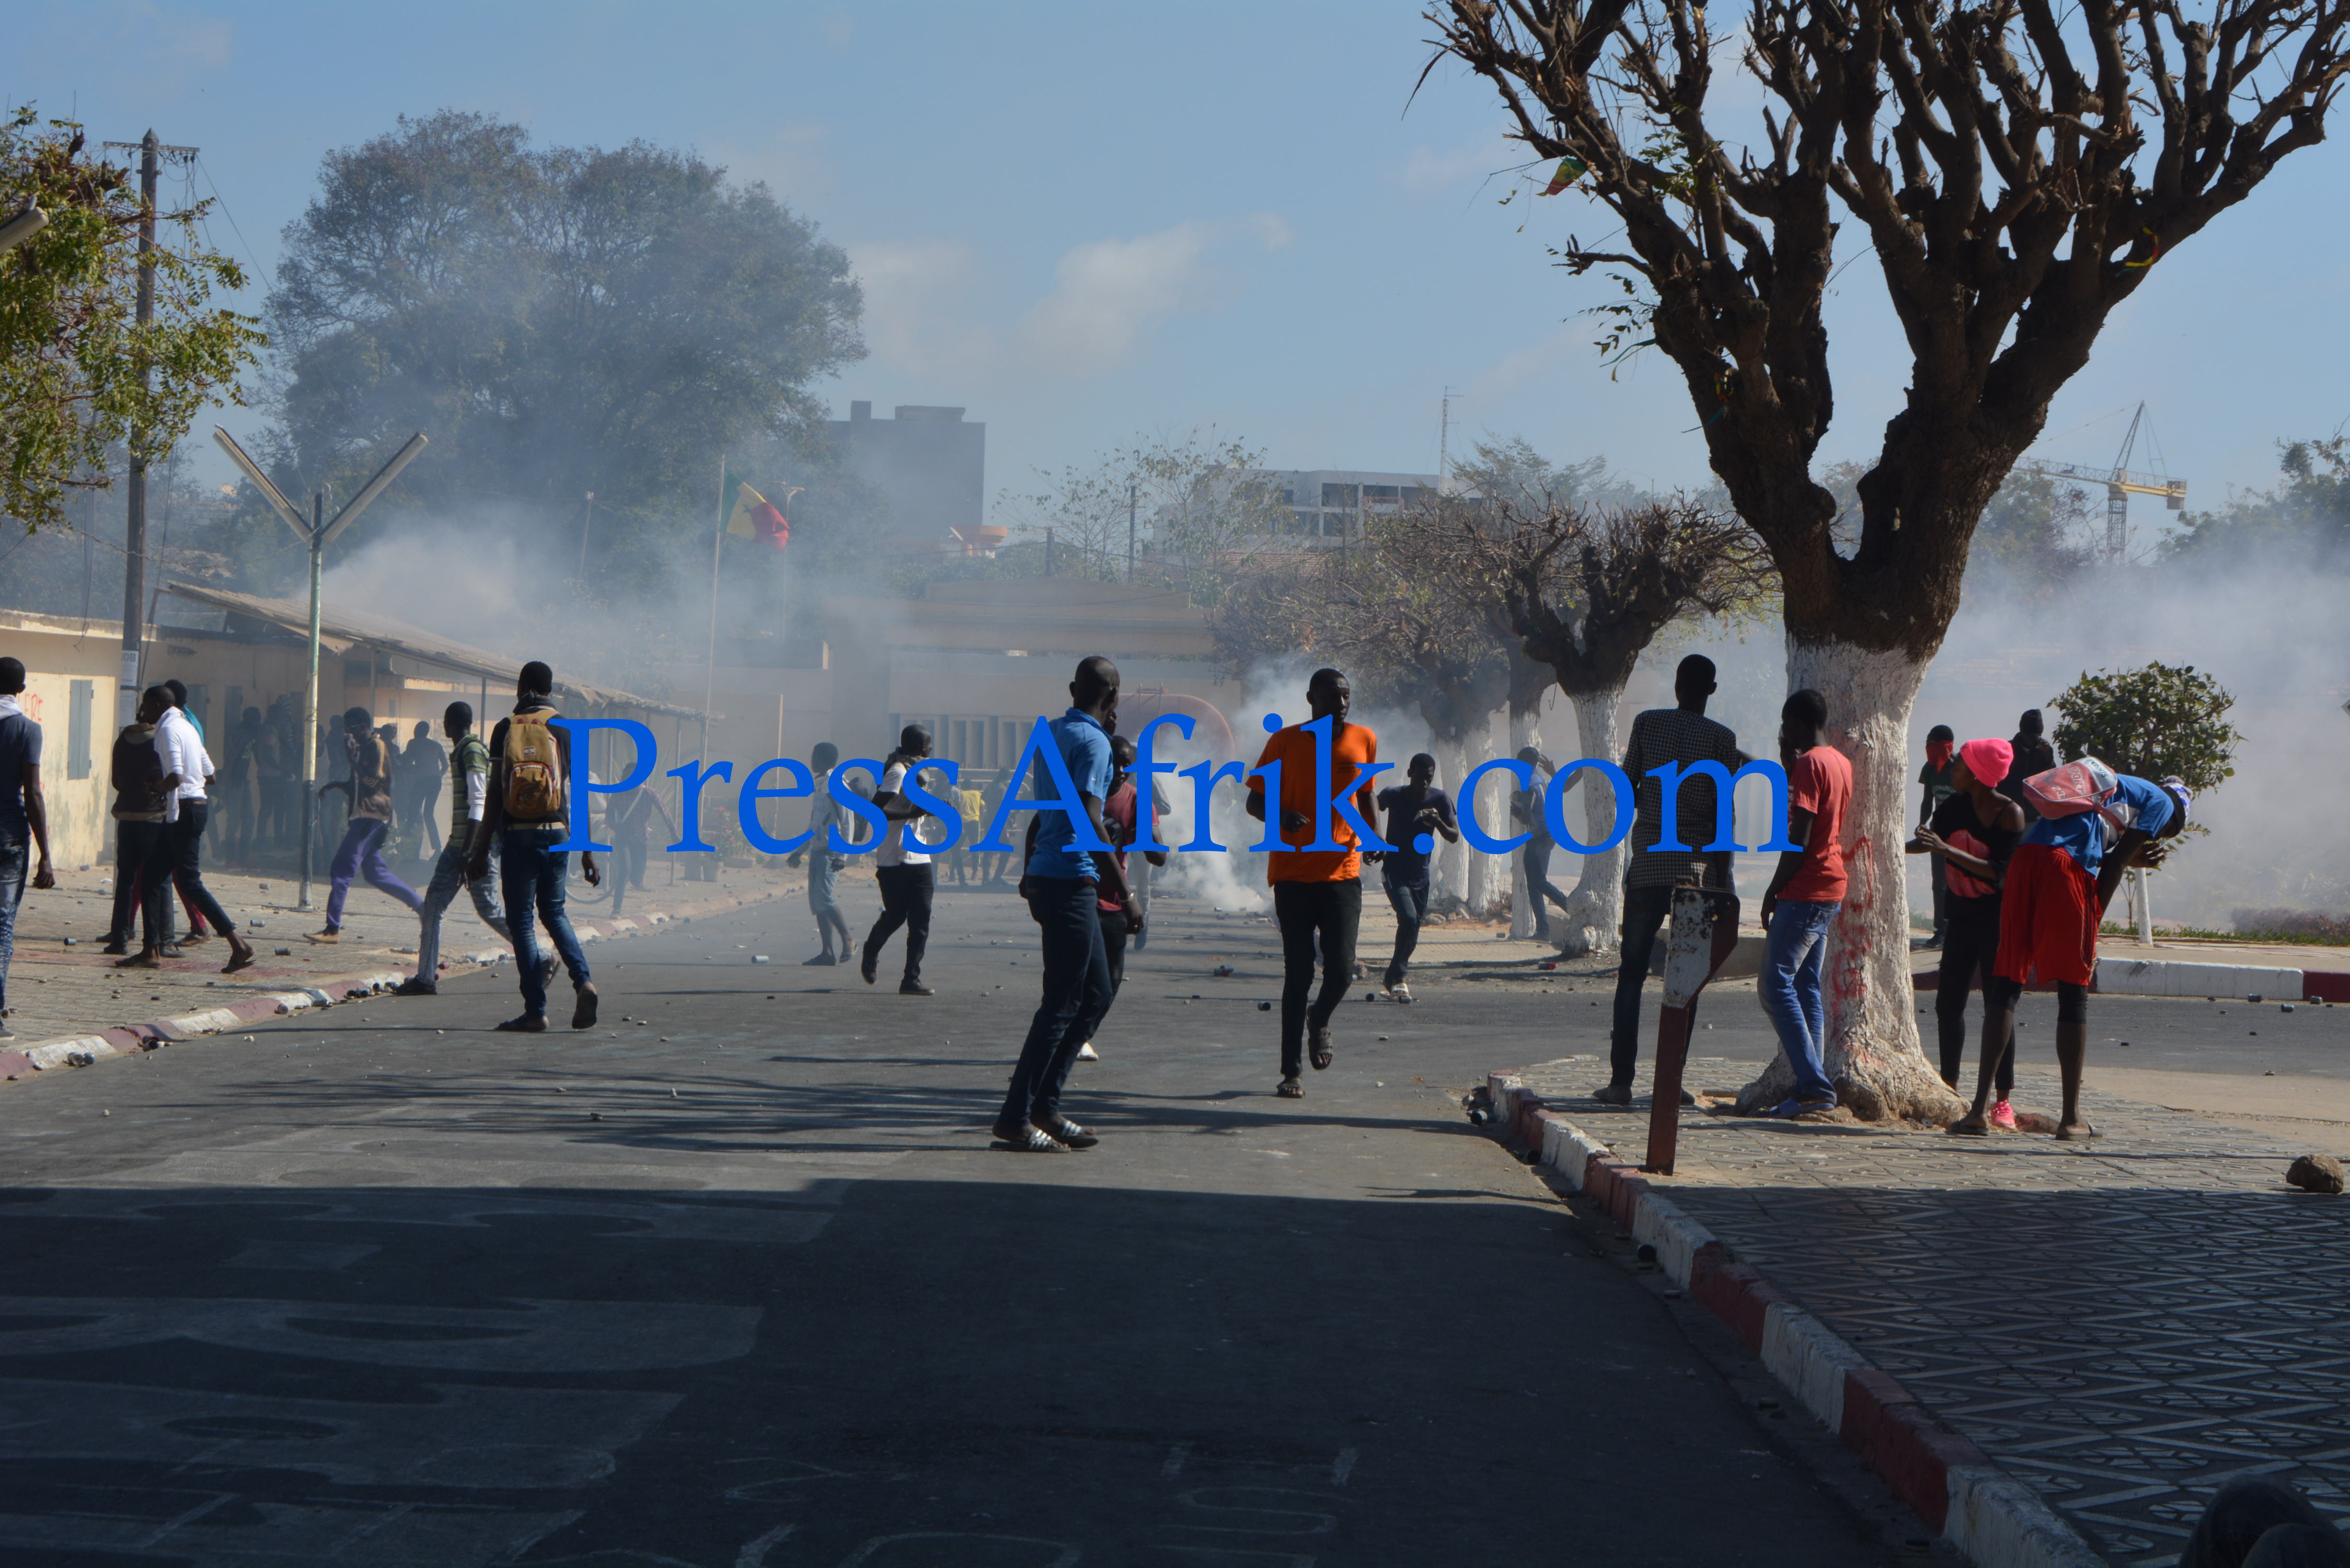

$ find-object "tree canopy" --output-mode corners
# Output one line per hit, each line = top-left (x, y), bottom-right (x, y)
(262, 110), (865, 571)
(0, 109), (262, 532)
(2051, 661), (2240, 797)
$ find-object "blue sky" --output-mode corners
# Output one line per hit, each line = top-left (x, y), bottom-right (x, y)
(22, 0), (2350, 527)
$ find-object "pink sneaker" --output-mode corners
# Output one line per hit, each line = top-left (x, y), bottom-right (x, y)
(1990, 1100), (2018, 1131)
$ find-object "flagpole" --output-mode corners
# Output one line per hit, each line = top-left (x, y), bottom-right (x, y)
(704, 452), (725, 759)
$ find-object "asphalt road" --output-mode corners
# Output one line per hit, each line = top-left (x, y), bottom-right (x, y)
(0, 882), (1931, 1568)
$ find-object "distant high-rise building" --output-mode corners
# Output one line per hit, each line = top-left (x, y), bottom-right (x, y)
(826, 401), (988, 551)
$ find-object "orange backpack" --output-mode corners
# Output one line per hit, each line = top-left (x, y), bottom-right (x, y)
(503, 707), (565, 821)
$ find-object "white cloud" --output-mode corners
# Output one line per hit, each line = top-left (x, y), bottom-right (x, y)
(848, 238), (993, 377)
(1022, 222), (1217, 376)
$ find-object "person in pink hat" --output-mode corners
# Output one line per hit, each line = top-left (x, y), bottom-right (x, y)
(1907, 737), (2027, 1126)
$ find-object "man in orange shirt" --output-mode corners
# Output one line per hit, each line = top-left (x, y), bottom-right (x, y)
(1247, 667), (1384, 1099)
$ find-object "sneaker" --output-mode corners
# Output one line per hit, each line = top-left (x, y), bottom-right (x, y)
(899, 981), (935, 997)
(572, 987), (599, 1030)
(1990, 1099), (2018, 1131)
(1075, 1042), (1099, 1061)
(179, 930), (213, 946)
(993, 1121), (1067, 1152)
(1276, 1075), (1304, 1099)
(860, 953), (879, 986)
(1038, 1116), (1098, 1149)
(100, 939), (128, 956)
(392, 977), (437, 997)
(803, 952), (837, 966)
(1390, 983), (1413, 1004)
(1591, 1083), (1633, 1106)
(494, 1013), (549, 1033)
(305, 928), (340, 944)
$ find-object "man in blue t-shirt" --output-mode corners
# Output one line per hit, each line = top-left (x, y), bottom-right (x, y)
(996, 654), (1137, 1153)
(1374, 753), (1458, 1000)
(0, 657), (59, 1040)
(1954, 766), (2188, 1140)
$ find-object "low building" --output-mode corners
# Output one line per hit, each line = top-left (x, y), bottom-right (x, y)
(826, 401), (987, 552)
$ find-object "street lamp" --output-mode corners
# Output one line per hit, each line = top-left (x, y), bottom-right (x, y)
(0, 203), (48, 252)
(211, 426), (428, 909)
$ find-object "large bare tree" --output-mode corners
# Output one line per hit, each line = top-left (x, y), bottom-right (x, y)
(1428, 0), (2350, 1116)
(1429, 497), (1773, 952)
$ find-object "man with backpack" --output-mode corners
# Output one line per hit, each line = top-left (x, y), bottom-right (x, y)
(396, 701), (513, 996)
(465, 662), (600, 1032)
(307, 706), (424, 943)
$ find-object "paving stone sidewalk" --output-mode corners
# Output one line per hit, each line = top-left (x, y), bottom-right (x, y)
(0, 857), (800, 1058)
(1518, 1054), (2350, 1566)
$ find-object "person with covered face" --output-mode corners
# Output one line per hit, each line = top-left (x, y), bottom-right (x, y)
(1952, 764), (2192, 1138)
(1247, 666), (1380, 1100)
(1907, 736), (2026, 1127)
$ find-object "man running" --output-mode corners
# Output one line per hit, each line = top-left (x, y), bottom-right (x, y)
(1510, 747), (1573, 941)
(465, 662), (601, 1033)
(1953, 765), (2188, 1139)
(1072, 732), (1167, 1062)
(995, 655), (1137, 1152)
(119, 685), (255, 974)
(308, 706), (423, 943)
(397, 701), (513, 996)
(1374, 752), (1457, 1002)
(1248, 667), (1380, 1100)
(863, 723), (941, 997)
(786, 742), (859, 965)
(1756, 689), (1851, 1118)
(1907, 736), (2025, 1126)
(1597, 654), (1743, 1106)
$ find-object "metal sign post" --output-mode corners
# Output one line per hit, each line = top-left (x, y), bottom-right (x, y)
(211, 428), (428, 908)
(1644, 884), (1743, 1176)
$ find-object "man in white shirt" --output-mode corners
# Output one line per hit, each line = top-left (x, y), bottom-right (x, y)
(119, 685), (255, 973)
(861, 724), (943, 996)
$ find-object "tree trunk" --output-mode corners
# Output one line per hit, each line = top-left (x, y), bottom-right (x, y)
(1508, 700), (1542, 938)
(1433, 731), (1470, 906)
(1733, 639), (1967, 1124)
(1550, 688), (1623, 956)
(1465, 710), (1503, 917)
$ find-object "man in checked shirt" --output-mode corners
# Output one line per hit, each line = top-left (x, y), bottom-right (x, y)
(1594, 654), (1745, 1106)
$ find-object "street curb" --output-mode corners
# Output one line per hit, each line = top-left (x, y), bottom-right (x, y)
(1489, 1069), (2106, 1568)
(1916, 953), (2347, 1005)
(3, 882), (791, 1086)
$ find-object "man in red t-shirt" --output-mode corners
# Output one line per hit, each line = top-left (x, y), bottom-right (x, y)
(1247, 667), (1380, 1099)
(1757, 688), (1852, 1117)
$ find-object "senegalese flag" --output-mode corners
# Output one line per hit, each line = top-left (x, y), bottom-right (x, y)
(1541, 154), (1589, 195)
(723, 476), (795, 552)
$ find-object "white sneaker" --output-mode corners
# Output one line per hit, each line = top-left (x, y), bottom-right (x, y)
(1390, 983), (1413, 1003)
(1075, 1042), (1099, 1061)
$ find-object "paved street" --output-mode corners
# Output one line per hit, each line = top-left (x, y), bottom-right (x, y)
(0, 883), (1900, 1568)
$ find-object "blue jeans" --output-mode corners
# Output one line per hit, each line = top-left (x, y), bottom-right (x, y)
(501, 833), (591, 1018)
(414, 834), (511, 985)
(1524, 842), (1571, 933)
(1761, 899), (1842, 1104)
(0, 832), (26, 1017)
(1383, 876), (1430, 989)
(998, 876), (1111, 1127)
(326, 816), (421, 927)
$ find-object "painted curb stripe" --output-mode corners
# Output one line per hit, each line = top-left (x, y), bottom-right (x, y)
(1488, 1069), (2103, 1566)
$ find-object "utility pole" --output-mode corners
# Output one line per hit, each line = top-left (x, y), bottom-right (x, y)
(101, 132), (196, 724)
(1437, 387), (1452, 498)
(214, 428), (428, 908)
(1126, 482), (1138, 583)
(578, 491), (596, 576)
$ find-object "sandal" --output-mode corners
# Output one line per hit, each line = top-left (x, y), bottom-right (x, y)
(221, 948), (258, 975)
(1308, 1023), (1333, 1071)
(1276, 1075), (1304, 1099)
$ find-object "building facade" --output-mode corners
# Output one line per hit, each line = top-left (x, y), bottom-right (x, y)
(825, 402), (988, 551)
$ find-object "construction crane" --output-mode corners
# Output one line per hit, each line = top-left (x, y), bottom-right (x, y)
(2011, 402), (2186, 560)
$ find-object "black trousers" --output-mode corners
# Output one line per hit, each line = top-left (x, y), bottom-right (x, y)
(1274, 877), (1361, 1076)
(110, 820), (163, 942)
(141, 802), (236, 946)
(1937, 895), (2015, 1096)
(867, 863), (934, 983)
(1080, 904), (1131, 1044)
(1608, 883), (1677, 1088)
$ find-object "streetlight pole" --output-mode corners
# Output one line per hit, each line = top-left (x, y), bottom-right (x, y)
(1127, 481), (1137, 583)
(119, 132), (158, 728)
(213, 428), (428, 908)
(579, 491), (596, 577)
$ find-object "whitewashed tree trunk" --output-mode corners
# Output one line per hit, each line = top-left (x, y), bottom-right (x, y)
(1549, 688), (1623, 956)
(1465, 710), (1503, 917)
(1734, 639), (1967, 1123)
(1433, 732), (1471, 906)
(1508, 702), (1542, 938)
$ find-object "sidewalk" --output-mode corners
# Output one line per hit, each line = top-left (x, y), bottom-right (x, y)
(1492, 1055), (2350, 1567)
(1917, 935), (2350, 1004)
(1, 858), (801, 1083)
